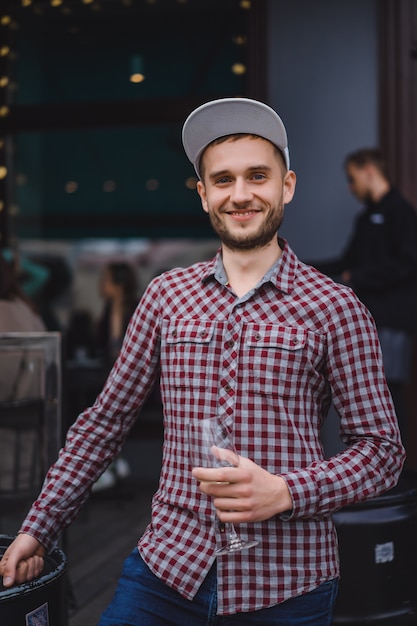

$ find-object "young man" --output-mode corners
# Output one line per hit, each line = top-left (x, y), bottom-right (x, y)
(315, 148), (417, 445)
(0, 99), (405, 625)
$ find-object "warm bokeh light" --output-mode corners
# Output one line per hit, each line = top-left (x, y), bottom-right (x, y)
(103, 180), (116, 192)
(145, 178), (159, 191)
(130, 73), (145, 83)
(65, 181), (78, 193)
(185, 177), (198, 189)
(231, 63), (246, 75)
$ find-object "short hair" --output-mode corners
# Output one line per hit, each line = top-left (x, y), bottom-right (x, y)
(344, 148), (389, 179)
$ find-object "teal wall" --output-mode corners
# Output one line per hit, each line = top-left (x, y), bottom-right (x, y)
(10, 0), (248, 239)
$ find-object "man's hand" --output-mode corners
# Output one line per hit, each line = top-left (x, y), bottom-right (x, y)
(0, 534), (45, 588)
(192, 456), (293, 523)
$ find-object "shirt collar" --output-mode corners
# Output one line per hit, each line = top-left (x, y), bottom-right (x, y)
(200, 238), (298, 295)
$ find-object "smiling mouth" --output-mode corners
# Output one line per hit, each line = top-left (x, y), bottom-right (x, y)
(226, 209), (260, 216)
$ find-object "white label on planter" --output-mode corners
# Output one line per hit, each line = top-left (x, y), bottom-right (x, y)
(375, 541), (394, 564)
(25, 601), (49, 626)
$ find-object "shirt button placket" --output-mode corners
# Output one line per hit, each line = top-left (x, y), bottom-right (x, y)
(219, 312), (241, 412)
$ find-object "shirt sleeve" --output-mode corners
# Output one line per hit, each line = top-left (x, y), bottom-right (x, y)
(280, 288), (406, 520)
(19, 276), (163, 551)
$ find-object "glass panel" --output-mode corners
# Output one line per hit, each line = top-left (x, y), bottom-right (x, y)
(0, 332), (61, 534)
(8, 0), (247, 106)
(1, 0), (253, 240)
(14, 125), (203, 239)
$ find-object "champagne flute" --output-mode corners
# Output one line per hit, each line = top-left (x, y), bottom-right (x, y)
(188, 416), (258, 555)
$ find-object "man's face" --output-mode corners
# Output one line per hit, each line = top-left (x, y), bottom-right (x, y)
(346, 163), (372, 202)
(196, 136), (296, 252)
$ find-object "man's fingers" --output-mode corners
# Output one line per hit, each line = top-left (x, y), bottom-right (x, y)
(14, 555), (45, 584)
(0, 535), (45, 588)
(2, 553), (45, 587)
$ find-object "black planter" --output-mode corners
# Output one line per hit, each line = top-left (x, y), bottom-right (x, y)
(332, 470), (417, 625)
(0, 534), (67, 625)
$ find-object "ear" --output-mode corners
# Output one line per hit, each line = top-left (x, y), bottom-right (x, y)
(283, 170), (297, 205)
(197, 180), (209, 214)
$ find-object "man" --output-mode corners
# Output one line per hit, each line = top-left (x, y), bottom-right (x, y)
(314, 148), (417, 445)
(0, 99), (405, 625)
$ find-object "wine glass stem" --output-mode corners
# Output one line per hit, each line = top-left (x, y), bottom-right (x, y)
(225, 523), (243, 548)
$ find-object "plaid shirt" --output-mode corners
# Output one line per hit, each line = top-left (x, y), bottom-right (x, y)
(22, 240), (404, 615)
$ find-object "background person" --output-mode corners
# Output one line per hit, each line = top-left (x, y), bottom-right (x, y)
(312, 148), (417, 446)
(93, 261), (139, 491)
(96, 261), (139, 367)
(0, 99), (405, 625)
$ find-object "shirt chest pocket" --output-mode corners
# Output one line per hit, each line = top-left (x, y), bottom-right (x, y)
(246, 325), (310, 397)
(164, 319), (218, 388)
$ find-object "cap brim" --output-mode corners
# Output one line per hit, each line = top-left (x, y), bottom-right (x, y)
(182, 97), (290, 177)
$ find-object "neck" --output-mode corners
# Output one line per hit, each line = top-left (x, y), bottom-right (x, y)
(222, 238), (282, 297)
(370, 178), (390, 203)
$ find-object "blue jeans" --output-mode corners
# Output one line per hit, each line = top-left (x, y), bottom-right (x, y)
(97, 549), (339, 625)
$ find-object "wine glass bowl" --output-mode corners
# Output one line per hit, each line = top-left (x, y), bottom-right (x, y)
(188, 416), (258, 555)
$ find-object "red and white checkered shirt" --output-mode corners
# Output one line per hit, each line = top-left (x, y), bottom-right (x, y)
(21, 240), (405, 615)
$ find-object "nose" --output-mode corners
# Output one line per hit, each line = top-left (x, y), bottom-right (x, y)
(230, 177), (253, 204)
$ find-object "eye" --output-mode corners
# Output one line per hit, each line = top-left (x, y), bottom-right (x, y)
(215, 176), (232, 185)
(251, 172), (266, 181)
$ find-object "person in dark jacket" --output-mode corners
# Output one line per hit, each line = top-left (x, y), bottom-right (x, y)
(314, 148), (417, 444)
(96, 261), (139, 368)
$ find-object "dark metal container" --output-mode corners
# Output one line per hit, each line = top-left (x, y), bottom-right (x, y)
(0, 534), (67, 626)
(332, 470), (417, 625)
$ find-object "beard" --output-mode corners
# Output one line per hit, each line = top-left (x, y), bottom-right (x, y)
(208, 203), (285, 251)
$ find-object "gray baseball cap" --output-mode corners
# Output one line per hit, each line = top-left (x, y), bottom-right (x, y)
(182, 97), (290, 178)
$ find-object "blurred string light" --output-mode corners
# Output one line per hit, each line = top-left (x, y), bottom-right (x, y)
(231, 63), (246, 75)
(233, 35), (247, 45)
(103, 180), (116, 192)
(65, 181), (78, 193)
(185, 177), (197, 190)
(145, 178), (159, 191)
(0, 14), (9, 239)
(129, 54), (145, 83)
